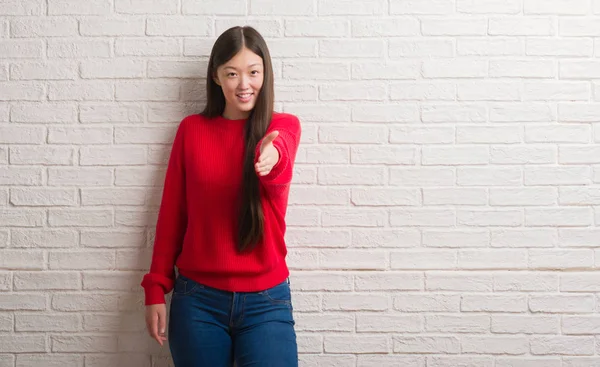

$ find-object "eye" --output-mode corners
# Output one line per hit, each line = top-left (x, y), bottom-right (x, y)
(227, 72), (237, 77)
(251, 70), (260, 75)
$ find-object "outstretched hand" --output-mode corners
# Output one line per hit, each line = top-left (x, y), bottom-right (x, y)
(255, 131), (280, 176)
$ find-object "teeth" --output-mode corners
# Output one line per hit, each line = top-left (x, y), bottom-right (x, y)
(238, 93), (251, 98)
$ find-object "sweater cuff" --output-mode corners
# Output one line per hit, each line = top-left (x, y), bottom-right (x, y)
(144, 285), (166, 305)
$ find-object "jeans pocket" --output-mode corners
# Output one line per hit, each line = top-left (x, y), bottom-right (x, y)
(172, 275), (202, 296)
(261, 280), (292, 306)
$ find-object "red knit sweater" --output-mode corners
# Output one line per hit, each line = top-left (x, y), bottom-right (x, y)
(141, 112), (301, 305)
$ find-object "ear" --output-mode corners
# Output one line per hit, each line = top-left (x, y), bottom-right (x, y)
(212, 71), (221, 86)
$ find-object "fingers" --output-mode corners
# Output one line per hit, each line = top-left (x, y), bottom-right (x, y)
(158, 311), (167, 346)
(255, 155), (274, 176)
(146, 307), (167, 347)
(259, 130), (279, 154)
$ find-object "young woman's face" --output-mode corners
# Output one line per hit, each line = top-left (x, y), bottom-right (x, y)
(214, 47), (264, 120)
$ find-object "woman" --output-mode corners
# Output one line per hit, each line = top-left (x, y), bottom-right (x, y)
(141, 26), (301, 366)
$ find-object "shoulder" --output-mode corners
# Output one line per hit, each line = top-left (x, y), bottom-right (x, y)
(271, 112), (301, 134)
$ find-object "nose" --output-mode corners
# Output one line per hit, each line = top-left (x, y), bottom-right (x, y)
(238, 74), (249, 89)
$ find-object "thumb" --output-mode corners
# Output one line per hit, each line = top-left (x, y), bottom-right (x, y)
(261, 130), (279, 149)
(158, 310), (166, 335)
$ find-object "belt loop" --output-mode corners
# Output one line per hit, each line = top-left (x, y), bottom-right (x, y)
(286, 277), (290, 284)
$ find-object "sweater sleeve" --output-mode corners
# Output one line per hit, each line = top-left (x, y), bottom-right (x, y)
(254, 114), (301, 192)
(140, 118), (188, 305)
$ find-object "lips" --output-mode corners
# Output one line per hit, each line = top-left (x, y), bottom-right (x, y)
(236, 92), (253, 103)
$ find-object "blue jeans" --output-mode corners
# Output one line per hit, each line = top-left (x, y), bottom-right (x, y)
(168, 274), (298, 367)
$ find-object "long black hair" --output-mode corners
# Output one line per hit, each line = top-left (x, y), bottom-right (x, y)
(201, 26), (274, 253)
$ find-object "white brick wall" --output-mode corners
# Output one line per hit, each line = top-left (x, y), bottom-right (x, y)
(1, 0), (599, 365)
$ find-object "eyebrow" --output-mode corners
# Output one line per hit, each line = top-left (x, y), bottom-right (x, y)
(224, 63), (262, 70)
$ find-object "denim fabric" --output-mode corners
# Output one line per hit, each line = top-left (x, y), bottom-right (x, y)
(168, 274), (298, 367)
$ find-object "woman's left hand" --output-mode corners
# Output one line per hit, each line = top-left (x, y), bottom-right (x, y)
(255, 130), (280, 176)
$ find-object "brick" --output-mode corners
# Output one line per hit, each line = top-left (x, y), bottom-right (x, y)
(324, 336), (388, 354)
(217, 19), (281, 37)
(489, 17), (555, 35)
(422, 18), (487, 35)
(147, 61), (204, 78)
(393, 336), (460, 353)
(12, 230), (78, 248)
(496, 358), (560, 367)
(353, 229), (420, 248)
(356, 272), (423, 291)
(319, 249), (387, 269)
(79, 103), (144, 123)
(48, 39), (112, 58)
(423, 230), (488, 248)
(289, 187), (349, 205)
(80, 146), (146, 165)
(0, 294), (46, 311)
(10, 146), (74, 165)
(52, 293), (119, 311)
(324, 293), (390, 311)
(283, 62), (349, 80)
(565, 186), (600, 205)
(81, 230), (146, 248)
(458, 82), (521, 100)
(49, 209), (113, 227)
(391, 125), (454, 143)
(115, 0), (177, 14)
(14, 272), (80, 291)
(320, 82), (386, 101)
(427, 272), (493, 291)
(80, 60), (145, 80)
(250, 0), (314, 15)
(83, 271), (144, 291)
(0, 211), (44, 228)
(276, 84), (317, 102)
(115, 167), (165, 186)
(530, 336), (594, 355)
(490, 188), (557, 206)
(49, 127), (112, 145)
(457, 0), (521, 13)
(524, 82), (590, 101)
(425, 314), (489, 333)
(81, 188), (145, 206)
(116, 249), (152, 270)
(318, 166), (385, 185)
(559, 228), (600, 247)
(489, 60), (558, 78)
(530, 295), (594, 313)
(286, 19), (348, 37)
(527, 38), (592, 57)
(525, 0), (591, 15)
(561, 61), (600, 79)
(390, 39), (454, 57)
(391, 167), (455, 186)
(423, 188), (488, 206)
(526, 208), (592, 226)
(561, 18), (600, 36)
(423, 59), (487, 78)
(391, 250), (456, 269)
(530, 250), (594, 269)
(11, 61), (77, 80)
(423, 146), (489, 165)
(11, 17), (77, 37)
(319, 126), (387, 144)
(48, 168), (112, 186)
(49, 251), (115, 270)
(11, 103), (77, 123)
(147, 17), (211, 36)
(352, 18), (419, 37)
(0, 335), (45, 353)
(352, 188), (419, 206)
(80, 16), (145, 36)
(395, 294), (459, 312)
(51, 335), (117, 353)
(390, 0), (455, 14)
(116, 209), (157, 227)
(353, 61), (419, 80)
(562, 316), (600, 334)
(319, 40), (384, 58)
(16, 355), (83, 367)
(285, 228), (350, 247)
(462, 294), (527, 312)
(116, 38), (180, 56)
(461, 336), (529, 354)
(561, 273), (600, 292)
(0, 40), (44, 58)
(458, 38), (524, 56)
(493, 315), (559, 334)
(524, 166), (591, 186)
(0, 126), (45, 144)
(392, 209), (455, 227)
(83, 312), (145, 332)
(0, 0), (44, 15)
(353, 103), (418, 122)
(0, 82), (44, 101)
(116, 80), (179, 101)
(491, 103), (554, 122)
(10, 188), (76, 206)
(422, 103), (486, 122)
(428, 356), (494, 367)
